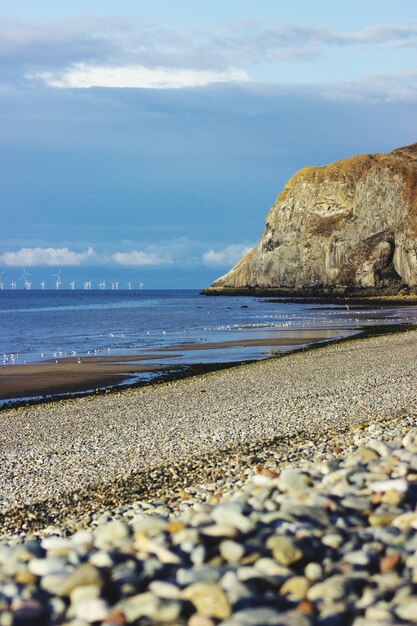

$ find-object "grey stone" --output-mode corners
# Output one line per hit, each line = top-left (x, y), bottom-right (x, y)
(28, 557), (67, 577)
(182, 582), (231, 620)
(266, 535), (303, 565)
(73, 598), (110, 623)
(307, 575), (351, 602)
(220, 539), (245, 564)
(277, 469), (312, 493)
(212, 503), (254, 534)
(340, 495), (371, 512)
(304, 562), (323, 581)
(222, 608), (311, 626)
(395, 599), (417, 622)
(366, 439), (392, 458)
(116, 592), (182, 623)
(280, 503), (329, 526)
(93, 520), (130, 549)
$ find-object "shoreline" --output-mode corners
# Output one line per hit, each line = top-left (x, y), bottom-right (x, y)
(1, 326), (417, 535)
(202, 286), (417, 303)
(0, 330), (353, 407)
(1, 322), (415, 410)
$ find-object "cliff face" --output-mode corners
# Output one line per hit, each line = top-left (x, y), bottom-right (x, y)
(207, 143), (417, 295)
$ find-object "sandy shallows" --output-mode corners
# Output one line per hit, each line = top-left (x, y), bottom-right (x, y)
(0, 329), (416, 524)
(0, 355), (180, 401)
(0, 330), (342, 401)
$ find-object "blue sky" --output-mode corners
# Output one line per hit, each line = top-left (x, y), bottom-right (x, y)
(1, 1), (417, 288)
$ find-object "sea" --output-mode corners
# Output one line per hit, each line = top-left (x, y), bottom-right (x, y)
(1, 290), (417, 373)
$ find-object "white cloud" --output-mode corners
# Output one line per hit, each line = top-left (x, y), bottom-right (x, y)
(112, 250), (171, 266)
(0, 246), (94, 266)
(35, 63), (248, 89)
(3, 15), (417, 99)
(203, 244), (253, 267)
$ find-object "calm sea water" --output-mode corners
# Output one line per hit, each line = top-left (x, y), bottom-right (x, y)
(1, 290), (417, 368)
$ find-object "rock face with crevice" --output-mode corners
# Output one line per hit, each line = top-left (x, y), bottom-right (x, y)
(206, 143), (417, 296)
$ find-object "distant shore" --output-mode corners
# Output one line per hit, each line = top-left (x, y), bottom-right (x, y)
(202, 286), (417, 304)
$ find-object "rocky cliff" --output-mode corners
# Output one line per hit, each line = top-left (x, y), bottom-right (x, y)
(205, 143), (417, 296)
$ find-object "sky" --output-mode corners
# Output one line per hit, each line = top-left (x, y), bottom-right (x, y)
(1, 0), (417, 289)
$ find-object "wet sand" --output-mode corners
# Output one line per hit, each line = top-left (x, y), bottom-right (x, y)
(0, 361), (178, 401)
(0, 332), (341, 402)
(163, 330), (340, 351)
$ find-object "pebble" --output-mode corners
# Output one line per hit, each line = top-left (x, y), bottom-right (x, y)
(280, 575), (311, 600)
(94, 521), (130, 549)
(395, 599), (417, 622)
(73, 598), (109, 622)
(266, 535), (303, 566)
(307, 575), (351, 603)
(277, 469), (312, 493)
(219, 539), (245, 563)
(115, 592), (182, 623)
(370, 477), (409, 492)
(222, 608), (311, 626)
(182, 582), (231, 619)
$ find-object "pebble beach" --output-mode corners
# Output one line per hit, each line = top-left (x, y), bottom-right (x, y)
(1, 328), (417, 625)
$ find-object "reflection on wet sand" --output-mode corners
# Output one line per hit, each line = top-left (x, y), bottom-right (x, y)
(1, 330), (349, 402)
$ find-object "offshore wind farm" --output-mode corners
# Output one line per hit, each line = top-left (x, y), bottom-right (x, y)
(0, 269), (145, 290)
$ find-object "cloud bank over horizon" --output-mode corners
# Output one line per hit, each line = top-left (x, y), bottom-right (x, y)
(0, 247), (95, 267)
(0, 241), (256, 272)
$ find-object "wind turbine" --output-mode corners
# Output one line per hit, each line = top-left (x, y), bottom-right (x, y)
(20, 267), (31, 290)
(127, 281), (132, 290)
(0, 271), (5, 289)
(10, 280), (16, 290)
(69, 280), (76, 290)
(84, 280), (92, 290)
(139, 282), (144, 290)
(52, 269), (62, 290)
(40, 280), (46, 290)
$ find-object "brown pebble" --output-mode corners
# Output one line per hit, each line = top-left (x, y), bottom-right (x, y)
(382, 489), (403, 505)
(15, 570), (37, 585)
(255, 466), (280, 478)
(369, 513), (397, 527)
(241, 552), (261, 565)
(103, 612), (126, 624)
(297, 600), (315, 615)
(166, 521), (185, 534)
(371, 493), (383, 505)
(322, 498), (337, 511)
(380, 553), (401, 573)
(334, 447), (343, 454)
